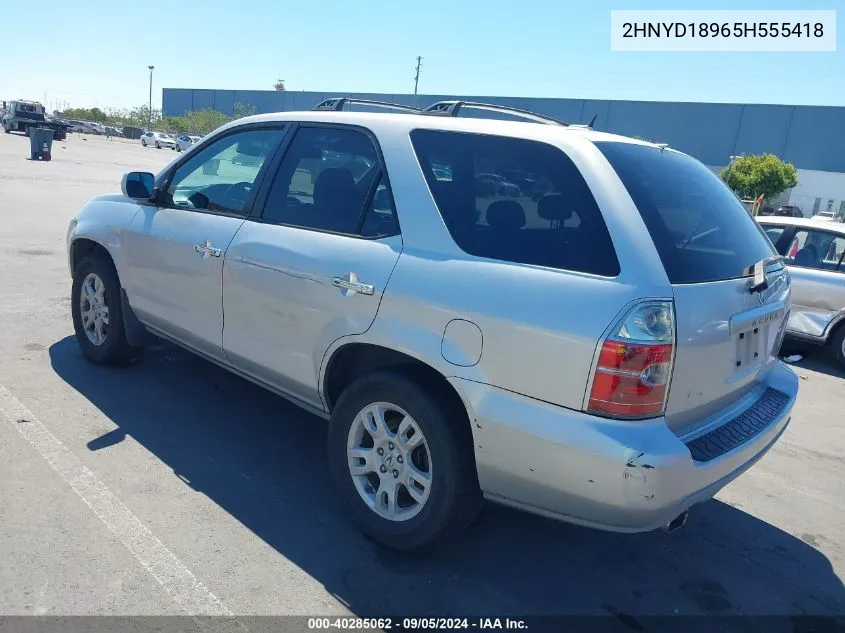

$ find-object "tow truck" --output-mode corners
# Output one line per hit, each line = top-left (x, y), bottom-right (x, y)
(1, 100), (68, 140)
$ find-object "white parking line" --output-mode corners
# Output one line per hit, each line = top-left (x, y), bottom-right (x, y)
(0, 383), (233, 617)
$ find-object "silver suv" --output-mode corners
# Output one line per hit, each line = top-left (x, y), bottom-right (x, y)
(66, 98), (799, 550)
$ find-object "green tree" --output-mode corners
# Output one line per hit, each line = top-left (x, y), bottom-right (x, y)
(61, 101), (259, 134)
(61, 107), (121, 124)
(182, 108), (231, 134)
(161, 116), (188, 133)
(233, 102), (258, 119)
(719, 154), (799, 201)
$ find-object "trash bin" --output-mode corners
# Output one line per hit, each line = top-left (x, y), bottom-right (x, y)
(29, 127), (55, 161)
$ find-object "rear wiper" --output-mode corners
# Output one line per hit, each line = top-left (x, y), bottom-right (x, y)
(745, 256), (784, 293)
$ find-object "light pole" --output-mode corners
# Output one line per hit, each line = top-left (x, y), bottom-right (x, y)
(148, 65), (155, 131)
(413, 56), (422, 95)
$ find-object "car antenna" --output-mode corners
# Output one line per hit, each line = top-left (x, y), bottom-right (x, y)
(587, 113), (597, 129)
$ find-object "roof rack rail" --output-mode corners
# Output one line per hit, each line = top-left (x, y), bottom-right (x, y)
(423, 100), (569, 126)
(313, 97), (422, 113)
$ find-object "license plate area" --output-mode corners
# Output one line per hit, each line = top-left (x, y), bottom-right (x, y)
(734, 324), (769, 371)
(731, 303), (786, 370)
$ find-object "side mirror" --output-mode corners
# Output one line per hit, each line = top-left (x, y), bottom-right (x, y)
(121, 171), (155, 200)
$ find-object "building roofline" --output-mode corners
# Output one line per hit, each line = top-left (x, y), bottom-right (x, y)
(161, 87), (845, 111)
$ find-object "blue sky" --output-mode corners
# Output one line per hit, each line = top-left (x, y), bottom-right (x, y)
(3, 0), (842, 111)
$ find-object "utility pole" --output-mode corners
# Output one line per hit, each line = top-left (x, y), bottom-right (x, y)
(413, 56), (423, 95)
(148, 65), (155, 130)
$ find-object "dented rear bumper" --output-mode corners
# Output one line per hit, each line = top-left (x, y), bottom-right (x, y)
(451, 361), (798, 532)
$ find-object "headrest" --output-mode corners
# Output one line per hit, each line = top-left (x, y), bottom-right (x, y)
(486, 200), (526, 230)
(794, 245), (818, 267)
(314, 168), (355, 194)
(537, 194), (573, 221)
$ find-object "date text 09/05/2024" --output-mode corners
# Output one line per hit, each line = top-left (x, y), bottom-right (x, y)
(307, 617), (528, 630)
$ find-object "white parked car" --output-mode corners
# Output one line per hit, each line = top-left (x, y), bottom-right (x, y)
(66, 98), (797, 550)
(68, 120), (97, 134)
(140, 131), (176, 149)
(175, 134), (202, 152)
(812, 210), (838, 223)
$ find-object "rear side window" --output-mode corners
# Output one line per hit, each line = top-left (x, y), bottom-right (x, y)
(596, 142), (777, 284)
(782, 229), (845, 271)
(410, 129), (619, 276)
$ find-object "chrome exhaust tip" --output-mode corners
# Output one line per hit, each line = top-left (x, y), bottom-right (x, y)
(664, 510), (689, 534)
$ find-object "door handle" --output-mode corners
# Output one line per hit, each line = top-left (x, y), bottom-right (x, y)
(332, 274), (374, 295)
(194, 240), (222, 258)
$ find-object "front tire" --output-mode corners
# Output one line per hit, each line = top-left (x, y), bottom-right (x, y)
(328, 371), (481, 551)
(141, 139), (146, 147)
(155, 141), (161, 149)
(71, 252), (142, 365)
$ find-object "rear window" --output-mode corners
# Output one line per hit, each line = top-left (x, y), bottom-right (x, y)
(596, 142), (777, 284)
(410, 129), (620, 276)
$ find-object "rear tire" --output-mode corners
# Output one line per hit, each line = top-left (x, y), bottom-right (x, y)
(832, 324), (845, 368)
(155, 141), (161, 149)
(141, 139), (146, 147)
(328, 371), (482, 551)
(71, 252), (142, 365)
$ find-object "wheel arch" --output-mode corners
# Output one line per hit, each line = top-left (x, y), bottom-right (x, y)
(823, 311), (845, 342)
(69, 237), (111, 276)
(321, 342), (473, 429)
(69, 236), (146, 347)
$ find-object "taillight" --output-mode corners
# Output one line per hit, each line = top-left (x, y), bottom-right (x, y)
(587, 301), (675, 419)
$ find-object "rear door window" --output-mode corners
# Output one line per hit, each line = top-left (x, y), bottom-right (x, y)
(261, 126), (396, 236)
(596, 142), (777, 284)
(783, 229), (845, 271)
(410, 129), (619, 276)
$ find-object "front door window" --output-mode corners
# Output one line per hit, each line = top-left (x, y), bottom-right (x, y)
(163, 128), (285, 215)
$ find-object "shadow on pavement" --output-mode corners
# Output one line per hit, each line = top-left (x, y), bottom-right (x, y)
(780, 342), (845, 380)
(49, 336), (845, 628)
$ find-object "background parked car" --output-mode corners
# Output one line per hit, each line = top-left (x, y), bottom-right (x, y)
(758, 217), (845, 367)
(175, 134), (202, 152)
(140, 132), (176, 149)
(67, 121), (90, 133)
(474, 172), (522, 197)
(759, 205), (805, 218)
(812, 210), (839, 223)
(87, 122), (106, 135)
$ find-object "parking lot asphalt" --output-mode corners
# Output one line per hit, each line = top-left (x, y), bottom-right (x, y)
(0, 132), (843, 627)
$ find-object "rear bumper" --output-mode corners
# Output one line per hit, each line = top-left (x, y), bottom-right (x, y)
(452, 361), (798, 532)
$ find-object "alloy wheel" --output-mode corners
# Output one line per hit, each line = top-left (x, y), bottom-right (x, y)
(346, 402), (432, 521)
(79, 272), (109, 346)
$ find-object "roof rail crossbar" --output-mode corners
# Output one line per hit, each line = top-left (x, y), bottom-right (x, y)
(423, 100), (568, 126)
(313, 97), (422, 113)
